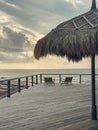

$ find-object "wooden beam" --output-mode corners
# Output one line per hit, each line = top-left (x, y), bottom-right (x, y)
(72, 21), (78, 29)
(83, 16), (94, 27)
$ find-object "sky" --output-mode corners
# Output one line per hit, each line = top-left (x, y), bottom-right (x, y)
(0, 0), (98, 69)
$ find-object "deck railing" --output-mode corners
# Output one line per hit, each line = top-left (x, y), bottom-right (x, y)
(0, 73), (98, 98)
(40, 73), (98, 84)
(0, 74), (39, 98)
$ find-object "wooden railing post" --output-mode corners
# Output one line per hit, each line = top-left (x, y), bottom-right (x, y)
(40, 74), (42, 83)
(7, 80), (11, 97)
(26, 77), (28, 89)
(32, 76), (34, 87)
(36, 75), (38, 84)
(59, 74), (61, 83)
(80, 74), (81, 84)
(18, 78), (21, 92)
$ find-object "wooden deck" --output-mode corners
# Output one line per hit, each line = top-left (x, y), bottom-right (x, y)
(0, 83), (98, 130)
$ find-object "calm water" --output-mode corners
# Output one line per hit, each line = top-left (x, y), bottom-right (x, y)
(0, 69), (96, 77)
(0, 69), (92, 79)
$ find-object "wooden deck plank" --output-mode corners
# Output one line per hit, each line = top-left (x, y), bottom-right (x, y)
(0, 83), (98, 130)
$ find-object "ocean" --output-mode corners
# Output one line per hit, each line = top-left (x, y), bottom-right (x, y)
(0, 68), (98, 84)
(0, 68), (92, 79)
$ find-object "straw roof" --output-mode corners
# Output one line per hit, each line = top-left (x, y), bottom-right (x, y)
(34, 0), (98, 62)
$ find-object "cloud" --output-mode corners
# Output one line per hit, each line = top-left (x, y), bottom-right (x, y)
(0, 0), (73, 34)
(64, 0), (85, 8)
(2, 27), (31, 52)
(0, 26), (34, 63)
(0, 0), (91, 35)
(0, 52), (34, 63)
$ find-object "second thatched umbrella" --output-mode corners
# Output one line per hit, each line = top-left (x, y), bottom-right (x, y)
(34, 0), (98, 120)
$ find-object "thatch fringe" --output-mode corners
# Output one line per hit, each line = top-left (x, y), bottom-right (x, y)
(34, 28), (98, 62)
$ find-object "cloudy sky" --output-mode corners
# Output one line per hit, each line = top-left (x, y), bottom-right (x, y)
(0, 0), (97, 69)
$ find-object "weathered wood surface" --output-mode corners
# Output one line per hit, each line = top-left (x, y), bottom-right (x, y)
(0, 83), (98, 130)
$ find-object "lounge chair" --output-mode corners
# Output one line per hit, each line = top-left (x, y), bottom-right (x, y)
(44, 77), (55, 85)
(61, 77), (73, 85)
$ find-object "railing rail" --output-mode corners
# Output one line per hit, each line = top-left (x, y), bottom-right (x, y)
(0, 73), (98, 99)
(0, 74), (40, 98)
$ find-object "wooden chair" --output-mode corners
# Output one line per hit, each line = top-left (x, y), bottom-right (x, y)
(61, 77), (73, 85)
(44, 77), (55, 85)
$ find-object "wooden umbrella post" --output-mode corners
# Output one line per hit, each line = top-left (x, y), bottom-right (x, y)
(91, 54), (97, 120)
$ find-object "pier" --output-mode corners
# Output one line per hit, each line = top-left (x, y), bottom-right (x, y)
(0, 74), (98, 129)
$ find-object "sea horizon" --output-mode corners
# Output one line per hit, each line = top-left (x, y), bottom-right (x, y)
(0, 68), (98, 80)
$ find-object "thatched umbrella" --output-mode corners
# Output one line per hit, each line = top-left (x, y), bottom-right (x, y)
(34, 0), (98, 120)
